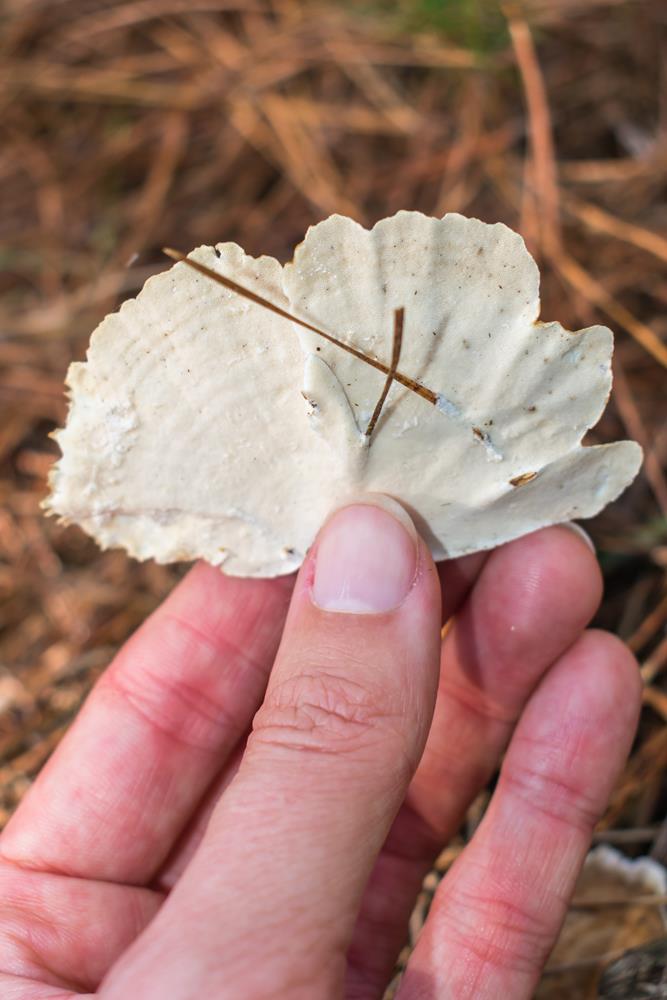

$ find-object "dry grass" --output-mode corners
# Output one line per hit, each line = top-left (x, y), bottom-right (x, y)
(1, 0), (666, 992)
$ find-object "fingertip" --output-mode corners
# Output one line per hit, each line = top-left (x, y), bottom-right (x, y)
(549, 522), (603, 592)
(492, 523), (604, 626)
(306, 495), (440, 618)
(571, 628), (643, 721)
(310, 502), (417, 614)
(518, 627), (642, 750)
(559, 521), (596, 554)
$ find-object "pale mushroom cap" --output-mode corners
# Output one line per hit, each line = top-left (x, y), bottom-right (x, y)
(46, 211), (642, 576)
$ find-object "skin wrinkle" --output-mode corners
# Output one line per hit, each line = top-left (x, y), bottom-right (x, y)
(499, 750), (610, 836)
(0, 867), (163, 993)
(103, 640), (246, 754)
(0, 915), (72, 989)
(249, 669), (415, 770)
(159, 610), (272, 690)
(401, 897), (548, 1000)
(1, 724), (199, 881)
(0, 974), (83, 999)
(152, 574), (293, 663)
(436, 672), (519, 726)
(434, 888), (557, 973)
(500, 765), (602, 834)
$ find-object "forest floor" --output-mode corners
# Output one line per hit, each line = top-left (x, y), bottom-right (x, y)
(1, 1), (666, 995)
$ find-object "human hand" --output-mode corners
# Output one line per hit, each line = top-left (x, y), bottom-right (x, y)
(0, 497), (641, 999)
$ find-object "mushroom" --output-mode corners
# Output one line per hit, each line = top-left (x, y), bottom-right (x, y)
(45, 211), (642, 577)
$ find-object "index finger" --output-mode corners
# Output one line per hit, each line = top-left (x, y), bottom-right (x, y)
(0, 563), (293, 885)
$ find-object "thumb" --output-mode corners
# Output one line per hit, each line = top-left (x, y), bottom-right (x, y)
(101, 496), (442, 1000)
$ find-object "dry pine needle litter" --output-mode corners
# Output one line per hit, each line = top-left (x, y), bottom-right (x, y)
(45, 211), (642, 576)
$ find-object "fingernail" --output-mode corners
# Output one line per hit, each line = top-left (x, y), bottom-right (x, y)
(561, 521), (596, 554)
(312, 497), (418, 614)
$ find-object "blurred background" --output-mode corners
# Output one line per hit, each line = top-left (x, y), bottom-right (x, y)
(1, 0), (666, 995)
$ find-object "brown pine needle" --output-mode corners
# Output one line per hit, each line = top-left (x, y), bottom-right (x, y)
(628, 592), (667, 654)
(641, 634), (667, 685)
(162, 248), (438, 407)
(365, 306), (404, 439)
(504, 4), (561, 255)
(564, 193), (667, 266)
(570, 893), (667, 909)
(554, 251), (667, 371)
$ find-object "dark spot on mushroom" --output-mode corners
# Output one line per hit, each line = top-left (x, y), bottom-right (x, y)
(472, 427), (484, 440)
(510, 471), (538, 488)
(214, 247), (221, 258)
(300, 391), (319, 412)
(477, 247), (484, 255)
(527, 405), (537, 412)
(283, 546), (296, 557)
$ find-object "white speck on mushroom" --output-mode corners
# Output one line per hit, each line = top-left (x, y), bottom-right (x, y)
(435, 393), (463, 420)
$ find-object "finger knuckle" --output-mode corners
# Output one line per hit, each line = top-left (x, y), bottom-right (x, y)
(250, 669), (406, 763)
(502, 751), (601, 834)
(103, 617), (241, 752)
(438, 886), (556, 981)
